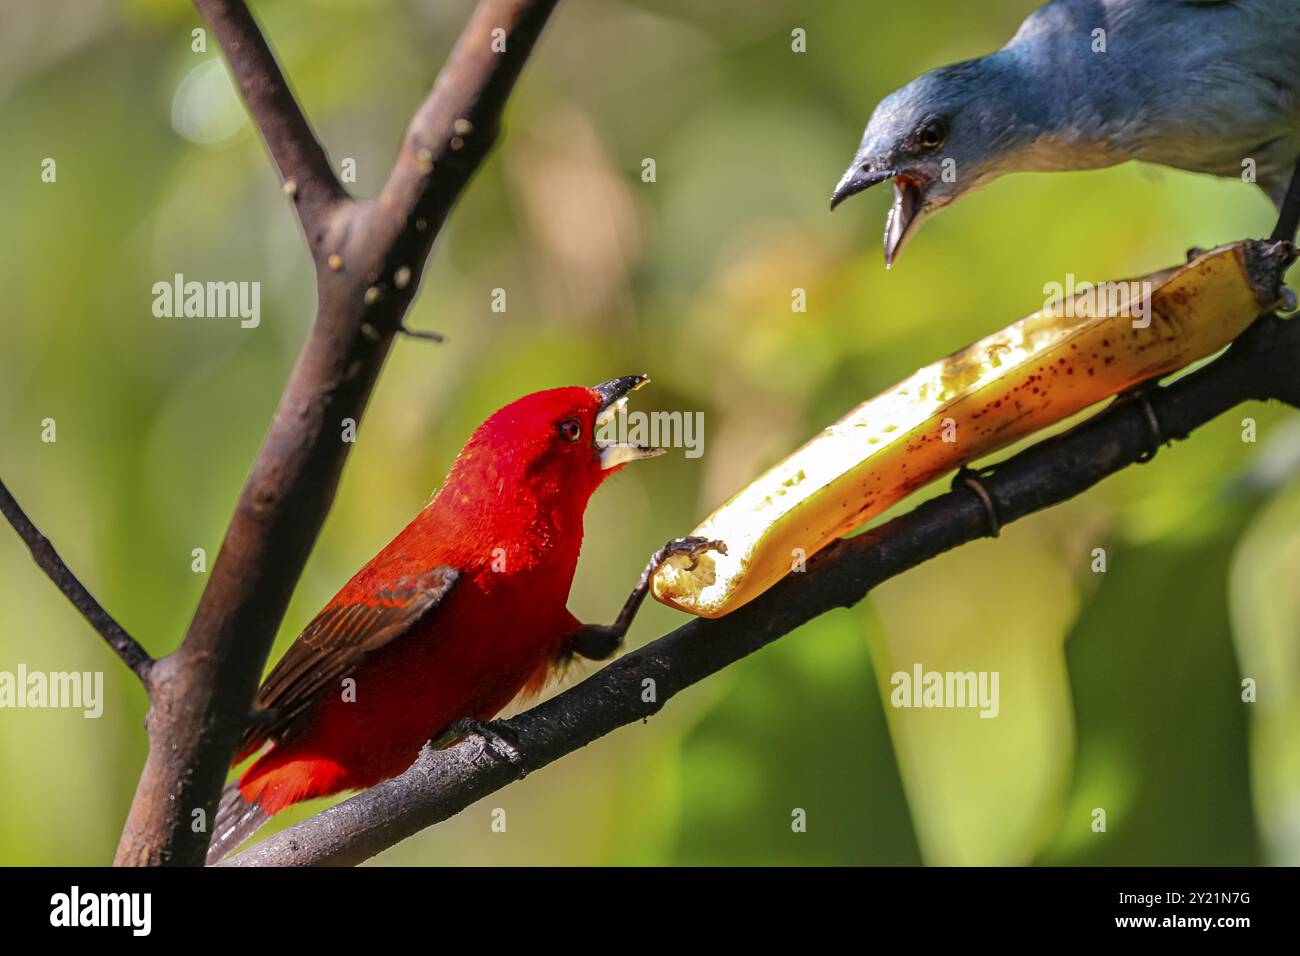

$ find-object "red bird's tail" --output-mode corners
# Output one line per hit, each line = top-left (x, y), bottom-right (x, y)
(206, 782), (270, 865)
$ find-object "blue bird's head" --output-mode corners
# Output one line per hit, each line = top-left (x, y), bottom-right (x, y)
(832, 57), (1041, 267)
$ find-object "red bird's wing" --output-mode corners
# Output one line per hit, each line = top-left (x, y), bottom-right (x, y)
(235, 566), (459, 762)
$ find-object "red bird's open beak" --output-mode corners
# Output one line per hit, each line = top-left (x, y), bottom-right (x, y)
(593, 375), (667, 469)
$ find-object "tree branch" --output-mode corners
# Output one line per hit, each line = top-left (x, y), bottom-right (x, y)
(225, 309), (1300, 867)
(114, 0), (562, 867)
(365, 0), (559, 301)
(1271, 157), (1300, 243)
(195, 0), (347, 249)
(0, 480), (153, 684)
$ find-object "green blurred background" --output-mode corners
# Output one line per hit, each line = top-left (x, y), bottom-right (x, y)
(2, 0), (1297, 865)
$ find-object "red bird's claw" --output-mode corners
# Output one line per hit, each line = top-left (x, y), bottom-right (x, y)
(451, 718), (522, 766)
(663, 536), (727, 572)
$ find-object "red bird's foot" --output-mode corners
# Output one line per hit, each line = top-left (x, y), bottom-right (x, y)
(567, 535), (728, 662)
(1108, 384), (1164, 463)
(568, 623), (621, 660)
(442, 718), (523, 766)
(656, 535), (727, 573)
(950, 465), (1001, 539)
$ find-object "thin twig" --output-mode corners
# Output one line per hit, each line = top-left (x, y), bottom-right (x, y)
(0, 480), (153, 683)
(1270, 157), (1300, 242)
(194, 0), (347, 250)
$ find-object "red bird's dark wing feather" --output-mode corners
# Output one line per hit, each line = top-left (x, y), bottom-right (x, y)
(235, 566), (459, 762)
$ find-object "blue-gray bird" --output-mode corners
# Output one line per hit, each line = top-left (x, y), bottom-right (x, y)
(831, 0), (1300, 266)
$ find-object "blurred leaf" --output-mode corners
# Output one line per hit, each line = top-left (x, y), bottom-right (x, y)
(1230, 477), (1300, 864)
(867, 520), (1078, 864)
(667, 612), (922, 864)
(1041, 530), (1259, 864)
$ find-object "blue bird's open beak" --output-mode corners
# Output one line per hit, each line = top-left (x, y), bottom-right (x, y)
(830, 163), (893, 211)
(832, 159), (929, 268)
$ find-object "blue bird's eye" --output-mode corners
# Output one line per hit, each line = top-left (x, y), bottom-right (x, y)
(917, 120), (947, 150)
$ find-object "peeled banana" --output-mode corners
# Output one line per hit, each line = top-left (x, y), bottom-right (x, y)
(653, 240), (1294, 618)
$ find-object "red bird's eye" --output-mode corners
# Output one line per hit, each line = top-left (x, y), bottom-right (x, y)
(558, 418), (582, 443)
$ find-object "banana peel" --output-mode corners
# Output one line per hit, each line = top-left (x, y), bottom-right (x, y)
(654, 240), (1296, 618)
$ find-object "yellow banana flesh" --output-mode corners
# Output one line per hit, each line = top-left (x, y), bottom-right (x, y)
(653, 240), (1292, 618)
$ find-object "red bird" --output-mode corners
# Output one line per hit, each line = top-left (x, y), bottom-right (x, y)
(207, 376), (719, 862)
